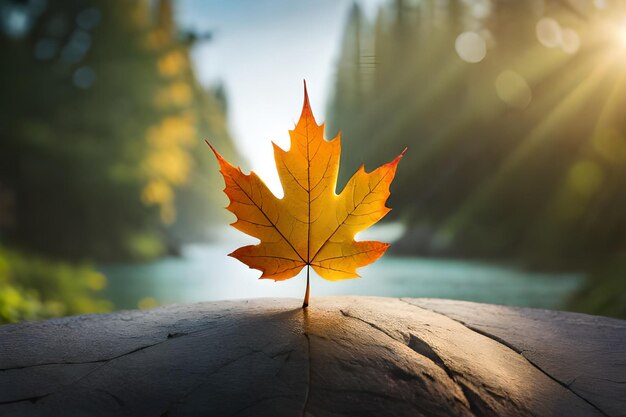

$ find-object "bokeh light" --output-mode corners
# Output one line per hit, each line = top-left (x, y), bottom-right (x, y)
(561, 28), (580, 54)
(567, 160), (604, 198)
(495, 70), (532, 109)
(73, 66), (96, 89)
(536, 18), (562, 48)
(455, 31), (487, 63)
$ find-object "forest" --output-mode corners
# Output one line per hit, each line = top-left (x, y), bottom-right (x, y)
(328, 0), (626, 318)
(0, 0), (238, 321)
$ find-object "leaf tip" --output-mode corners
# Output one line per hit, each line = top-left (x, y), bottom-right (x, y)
(302, 79), (311, 109)
(271, 141), (285, 154)
(387, 147), (407, 168)
(207, 141), (222, 160)
(393, 148), (407, 164)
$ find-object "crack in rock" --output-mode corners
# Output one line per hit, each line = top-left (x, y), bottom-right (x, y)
(159, 345), (300, 417)
(0, 393), (50, 406)
(406, 333), (507, 417)
(0, 327), (213, 372)
(401, 299), (612, 417)
(96, 388), (125, 408)
(1, 339), (166, 372)
(165, 349), (260, 411)
(456, 383), (494, 417)
(344, 303), (565, 416)
(339, 309), (405, 344)
(407, 335), (445, 370)
(338, 308), (478, 415)
(0, 325), (223, 408)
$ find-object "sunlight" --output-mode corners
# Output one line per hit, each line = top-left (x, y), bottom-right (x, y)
(443, 51), (619, 234)
(618, 25), (626, 47)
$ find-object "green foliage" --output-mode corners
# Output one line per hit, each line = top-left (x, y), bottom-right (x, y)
(566, 258), (626, 319)
(0, 0), (238, 262)
(124, 232), (166, 261)
(0, 247), (112, 324)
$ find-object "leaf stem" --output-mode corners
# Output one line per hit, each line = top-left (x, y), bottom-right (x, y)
(302, 265), (310, 308)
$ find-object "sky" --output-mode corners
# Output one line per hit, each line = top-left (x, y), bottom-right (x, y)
(176, 0), (383, 195)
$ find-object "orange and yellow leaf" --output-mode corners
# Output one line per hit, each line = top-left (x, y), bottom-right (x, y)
(210, 83), (404, 282)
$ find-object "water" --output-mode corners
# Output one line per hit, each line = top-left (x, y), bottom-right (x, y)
(100, 239), (584, 311)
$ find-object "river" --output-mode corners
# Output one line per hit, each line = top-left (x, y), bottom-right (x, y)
(100, 228), (584, 310)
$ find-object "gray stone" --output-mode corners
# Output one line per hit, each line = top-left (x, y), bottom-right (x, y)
(405, 298), (626, 417)
(0, 297), (623, 417)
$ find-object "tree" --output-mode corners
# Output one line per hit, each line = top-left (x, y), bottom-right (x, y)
(0, 0), (239, 261)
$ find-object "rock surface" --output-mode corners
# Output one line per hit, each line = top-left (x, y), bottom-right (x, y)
(0, 297), (624, 417)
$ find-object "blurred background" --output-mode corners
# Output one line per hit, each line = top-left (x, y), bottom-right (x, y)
(1, 0), (625, 324)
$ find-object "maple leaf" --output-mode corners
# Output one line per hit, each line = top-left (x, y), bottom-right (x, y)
(209, 82), (405, 307)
